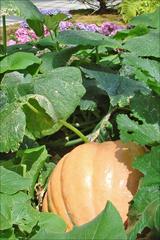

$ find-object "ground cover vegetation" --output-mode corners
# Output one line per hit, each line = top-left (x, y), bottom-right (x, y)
(0, 0), (160, 239)
(77, 0), (160, 21)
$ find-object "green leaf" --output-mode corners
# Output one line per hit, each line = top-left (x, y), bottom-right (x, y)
(31, 202), (127, 240)
(0, 228), (16, 240)
(130, 7), (160, 29)
(22, 94), (58, 138)
(39, 52), (54, 73)
(21, 146), (49, 197)
(130, 93), (160, 125)
(80, 99), (97, 111)
(114, 25), (149, 41)
(0, 157), (23, 175)
(1, 72), (33, 103)
(35, 36), (57, 50)
(122, 54), (160, 83)
(0, 91), (8, 109)
(127, 146), (160, 238)
(0, 0), (44, 36)
(117, 114), (160, 145)
(0, 52), (41, 74)
(0, 103), (26, 152)
(34, 67), (85, 132)
(82, 68), (150, 106)
(40, 47), (79, 73)
(57, 30), (120, 47)
(123, 30), (160, 57)
(44, 13), (67, 32)
(38, 212), (66, 233)
(0, 194), (12, 230)
(127, 199), (160, 239)
(38, 162), (55, 187)
(0, 167), (31, 194)
(133, 146), (160, 187)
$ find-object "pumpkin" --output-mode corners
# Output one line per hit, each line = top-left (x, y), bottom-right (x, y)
(42, 140), (144, 230)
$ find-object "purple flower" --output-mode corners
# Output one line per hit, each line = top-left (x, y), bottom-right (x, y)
(59, 21), (73, 31)
(100, 22), (124, 36)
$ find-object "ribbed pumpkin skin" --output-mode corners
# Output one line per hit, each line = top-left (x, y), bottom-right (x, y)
(42, 141), (144, 230)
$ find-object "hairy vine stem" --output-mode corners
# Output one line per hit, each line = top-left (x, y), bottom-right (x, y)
(59, 119), (89, 143)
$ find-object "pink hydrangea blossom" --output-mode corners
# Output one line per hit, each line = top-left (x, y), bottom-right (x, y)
(7, 40), (17, 46)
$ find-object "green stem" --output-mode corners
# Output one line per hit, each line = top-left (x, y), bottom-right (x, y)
(49, 30), (54, 40)
(25, 102), (39, 114)
(2, 15), (7, 55)
(21, 164), (27, 177)
(60, 119), (89, 143)
(65, 138), (84, 147)
(54, 29), (60, 52)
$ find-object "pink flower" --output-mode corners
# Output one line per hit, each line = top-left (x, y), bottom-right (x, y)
(7, 40), (17, 46)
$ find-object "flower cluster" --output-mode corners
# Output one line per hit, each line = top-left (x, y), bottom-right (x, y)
(59, 21), (124, 35)
(7, 8), (124, 46)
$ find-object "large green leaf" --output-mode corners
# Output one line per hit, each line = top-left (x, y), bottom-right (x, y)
(0, 0), (44, 36)
(0, 103), (26, 152)
(31, 202), (127, 240)
(0, 67), (85, 152)
(130, 7), (160, 29)
(82, 68), (150, 106)
(0, 167), (31, 194)
(117, 114), (160, 145)
(0, 52), (41, 74)
(127, 147), (160, 239)
(123, 30), (160, 57)
(34, 67), (85, 121)
(57, 30), (120, 47)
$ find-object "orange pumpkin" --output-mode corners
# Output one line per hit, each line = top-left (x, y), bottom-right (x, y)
(42, 140), (144, 230)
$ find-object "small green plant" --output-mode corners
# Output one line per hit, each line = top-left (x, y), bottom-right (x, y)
(118, 0), (160, 22)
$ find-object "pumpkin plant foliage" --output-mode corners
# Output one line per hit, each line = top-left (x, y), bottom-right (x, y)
(0, 6), (160, 240)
